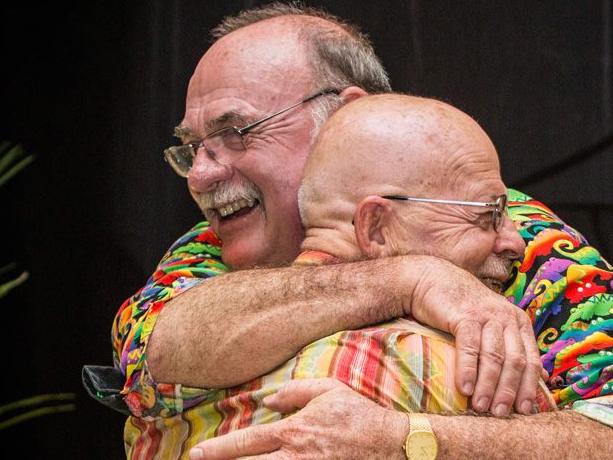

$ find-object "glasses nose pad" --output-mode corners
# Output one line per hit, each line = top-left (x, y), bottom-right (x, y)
(494, 210), (503, 232)
(494, 195), (508, 232)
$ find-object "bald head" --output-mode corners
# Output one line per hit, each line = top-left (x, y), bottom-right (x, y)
(298, 94), (523, 273)
(300, 94), (501, 227)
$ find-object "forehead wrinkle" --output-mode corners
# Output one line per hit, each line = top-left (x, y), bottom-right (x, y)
(442, 144), (501, 195)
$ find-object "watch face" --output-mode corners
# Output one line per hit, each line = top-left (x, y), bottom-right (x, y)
(407, 431), (438, 460)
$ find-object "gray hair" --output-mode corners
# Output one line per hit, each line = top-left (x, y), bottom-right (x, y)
(211, 3), (393, 154)
(210, 2), (392, 96)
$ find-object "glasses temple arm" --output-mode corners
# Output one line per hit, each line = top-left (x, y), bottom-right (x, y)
(238, 89), (340, 134)
(382, 196), (498, 208)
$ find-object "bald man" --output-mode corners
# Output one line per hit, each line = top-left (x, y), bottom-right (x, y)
(125, 94), (552, 459)
(188, 94), (613, 460)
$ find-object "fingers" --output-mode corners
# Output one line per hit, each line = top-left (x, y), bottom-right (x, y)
(189, 423), (282, 460)
(471, 320), (505, 413)
(453, 319), (481, 396)
(489, 322), (526, 416)
(514, 312), (542, 414)
(263, 378), (345, 413)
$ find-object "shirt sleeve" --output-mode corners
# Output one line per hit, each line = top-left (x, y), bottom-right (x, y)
(504, 189), (613, 422)
(112, 221), (229, 418)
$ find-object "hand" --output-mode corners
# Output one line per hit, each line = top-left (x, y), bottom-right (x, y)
(189, 378), (408, 460)
(408, 257), (542, 416)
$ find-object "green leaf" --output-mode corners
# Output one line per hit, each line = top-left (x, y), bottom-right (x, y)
(0, 271), (29, 299)
(0, 143), (25, 176)
(0, 404), (76, 430)
(0, 392), (75, 416)
(0, 154), (35, 188)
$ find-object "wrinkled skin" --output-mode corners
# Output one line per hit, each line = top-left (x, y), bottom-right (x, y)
(190, 379), (408, 460)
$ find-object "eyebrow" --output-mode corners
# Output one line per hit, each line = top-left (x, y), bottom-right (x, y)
(173, 111), (252, 141)
(173, 125), (196, 141)
(204, 112), (250, 132)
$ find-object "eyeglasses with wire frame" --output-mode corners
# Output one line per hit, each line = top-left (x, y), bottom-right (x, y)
(163, 88), (341, 178)
(381, 194), (508, 232)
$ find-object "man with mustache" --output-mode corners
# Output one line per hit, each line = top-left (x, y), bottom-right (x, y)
(92, 3), (613, 459)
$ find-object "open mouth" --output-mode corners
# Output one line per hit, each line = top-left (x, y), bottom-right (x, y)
(209, 198), (260, 221)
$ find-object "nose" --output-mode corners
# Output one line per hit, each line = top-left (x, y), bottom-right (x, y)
(493, 215), (526, 260)
(187, 147), (233, 194)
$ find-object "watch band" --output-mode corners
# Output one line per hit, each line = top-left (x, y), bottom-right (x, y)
(403, 413), (438, 460)
(408, 413), (432, 432)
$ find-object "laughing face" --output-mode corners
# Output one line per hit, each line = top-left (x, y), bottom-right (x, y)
(180, 21), (320, 269)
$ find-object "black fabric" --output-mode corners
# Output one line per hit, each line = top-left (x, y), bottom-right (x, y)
(81, 366), (131, 417)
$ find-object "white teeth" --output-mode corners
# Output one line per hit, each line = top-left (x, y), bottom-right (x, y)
(214, 198), (256, 218)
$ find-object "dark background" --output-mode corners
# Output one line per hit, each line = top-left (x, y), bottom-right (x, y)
(2, 1), (611, 458)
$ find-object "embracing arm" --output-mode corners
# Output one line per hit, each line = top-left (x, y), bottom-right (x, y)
(189, 378), (612, 460)
(429, 410), (611, 459)
(148, 252), (539, 413)
(116, 222), (539, 416)
(148, 257), (411, 388)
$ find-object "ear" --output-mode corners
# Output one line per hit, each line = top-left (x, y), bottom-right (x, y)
(353, 196), (394, 259)
(339, 86), (368, 104)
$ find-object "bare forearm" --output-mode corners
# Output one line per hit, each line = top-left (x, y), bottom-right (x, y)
(147, 256), (423, 387)
(428, 410), (612, 459)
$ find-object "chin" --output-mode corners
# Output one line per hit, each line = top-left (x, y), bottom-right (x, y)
(221, 248), (261, 271)
(221, 239), (273, 270)
(221, 238), (301, 270)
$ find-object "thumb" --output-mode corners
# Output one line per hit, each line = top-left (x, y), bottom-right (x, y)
(263, 378), (344, 413)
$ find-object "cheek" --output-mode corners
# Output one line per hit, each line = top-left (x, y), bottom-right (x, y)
(252, 142), (310, 189)
(466, 235), (497, 271)
(443, 228), (496, 274)
(258, 162), (309, 215)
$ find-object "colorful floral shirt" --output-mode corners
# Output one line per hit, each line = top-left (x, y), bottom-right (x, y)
(110, 190), (613, 423)
(505, 190), (613, 410)
(111, 222), (229, 417)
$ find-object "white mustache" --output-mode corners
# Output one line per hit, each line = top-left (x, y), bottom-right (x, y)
(193, 179), (262, 211)
(477, 254), (514, 281)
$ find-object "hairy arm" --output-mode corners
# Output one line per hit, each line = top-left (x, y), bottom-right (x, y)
(147, 252), (539, 417)
(429, 410), (611, 459)
(189, 378), (613, 460)
(116, 220), (540, 417)
(148, 257), (411, 387)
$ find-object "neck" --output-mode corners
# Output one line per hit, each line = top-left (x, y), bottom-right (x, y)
(301, 226), (362, 261)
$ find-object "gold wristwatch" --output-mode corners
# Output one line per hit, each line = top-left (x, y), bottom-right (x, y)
(403, 413), (438, 459)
